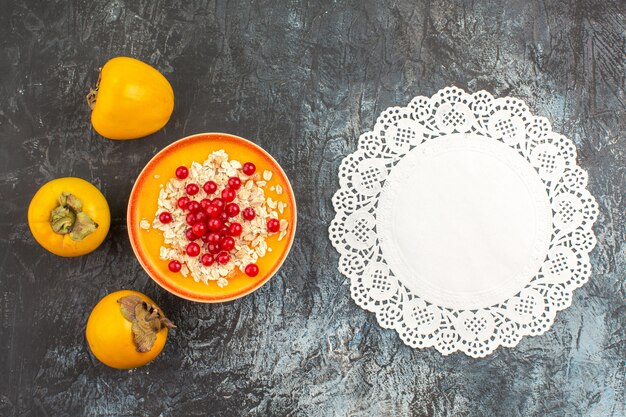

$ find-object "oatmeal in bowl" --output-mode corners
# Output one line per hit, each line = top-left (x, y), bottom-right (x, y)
(146, 150), (289, 288)
(127, 133), (296, 302)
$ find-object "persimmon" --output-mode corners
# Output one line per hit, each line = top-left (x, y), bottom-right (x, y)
(86, 290), (175, 369)
(28, 177), (110, 257)
(87, 57), (174, 140)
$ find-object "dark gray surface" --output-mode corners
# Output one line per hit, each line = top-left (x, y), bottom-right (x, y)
(1, 0), (624, 416)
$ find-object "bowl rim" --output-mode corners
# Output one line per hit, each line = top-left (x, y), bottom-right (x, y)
(127, 132), (297, 303)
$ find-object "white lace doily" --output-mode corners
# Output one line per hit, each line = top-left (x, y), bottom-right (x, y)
(329, 87), (598, 357)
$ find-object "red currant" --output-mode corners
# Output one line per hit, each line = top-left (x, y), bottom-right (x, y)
(159, 212), (172, 224)
(267, 218), (280, 233)
(228, 177), (242, 190)
(219, 212), (229, 222)
(207, 218), (222, 232)
(186, 213), (197, 225)
(242, 162), (256, 176)
(203, 180), (218, 194)
(208, 243), (221, 254)
(187, 201), (201, 214)
(177, 196), (191, 210)
(220, 224), (230, 235)
(200, 234), (210, 243)
(225, 203), (240, 217)
(201, 253), (215, 266)
(221, 236), (235, 251)
(217, 252), (230, 265)
(245, 263), (259, 277)
(175, 166), (189, 179)
(186, 183), (200, 195)
(242, 207), (255, 221)
(200, 198), (212, 210)
(195, 211), (208, 223)
(192, 222), (208, 237)
(206, 232), (221, 244)
(185, 227), (198, 241)
(186, 242), (200, 257)
(205, 205), (220, 218)
(168, 260), (182, 272)
(211, 198), (225, 211)
(229, 222), (243, 236)
(221, 187), (236, 202)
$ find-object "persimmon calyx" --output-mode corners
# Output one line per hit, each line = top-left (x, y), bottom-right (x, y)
(118, 295), (176, 353)
(49, 192), (98, 240)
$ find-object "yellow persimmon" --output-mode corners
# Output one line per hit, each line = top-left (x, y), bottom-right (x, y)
(28, 177), (110, 257)
(86, 290), (175, 369)
(87, 56), (174, 140)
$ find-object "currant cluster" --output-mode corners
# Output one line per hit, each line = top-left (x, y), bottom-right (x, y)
(160, 161), (271, 278)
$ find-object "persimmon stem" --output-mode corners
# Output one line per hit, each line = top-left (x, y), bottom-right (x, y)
(118, 296), (176, 353)
(86, 88), (97, 110)
(49, 192), (98, 240)
(86, 69), (102, 110)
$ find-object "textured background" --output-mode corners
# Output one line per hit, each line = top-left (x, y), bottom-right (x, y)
(1, 0), (624, 416)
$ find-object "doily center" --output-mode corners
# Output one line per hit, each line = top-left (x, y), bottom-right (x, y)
(377, 133), (552, 310)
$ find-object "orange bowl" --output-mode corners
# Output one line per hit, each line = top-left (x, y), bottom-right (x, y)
(127, 133), (297, 302)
